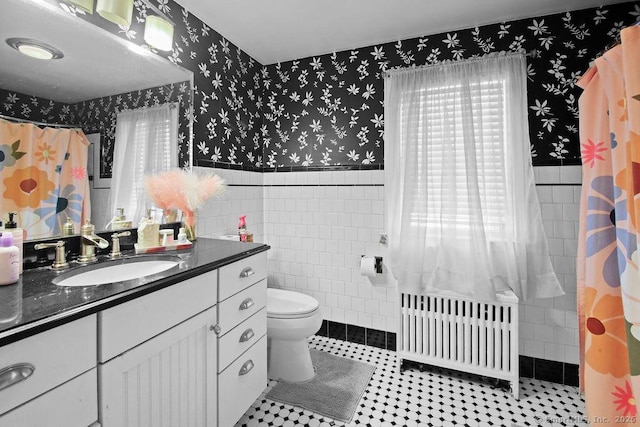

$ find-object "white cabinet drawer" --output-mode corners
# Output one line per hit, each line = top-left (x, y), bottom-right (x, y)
(218, 279), (266, 335)
(0, 368), (97, 427)
(0, 315), (96, 416)
(99, 270), (217, 362)
(218, 308), (266, 372)
(218, 337), (267, 427)
(218, 252), (267, 301)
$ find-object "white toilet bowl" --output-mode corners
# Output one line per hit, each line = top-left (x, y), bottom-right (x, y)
(267, 288), (322, 382)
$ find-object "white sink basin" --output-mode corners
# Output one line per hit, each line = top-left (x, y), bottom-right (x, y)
(53, 256), (181, 287)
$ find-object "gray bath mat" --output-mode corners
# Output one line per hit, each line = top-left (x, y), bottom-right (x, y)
(266, 349), (375, 423)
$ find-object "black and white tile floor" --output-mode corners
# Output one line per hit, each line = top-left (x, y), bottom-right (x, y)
(236, 336), (586, 427)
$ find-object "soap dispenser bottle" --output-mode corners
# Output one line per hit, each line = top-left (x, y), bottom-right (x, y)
(137, 209), (160, 248)
(5, 213), (23, 275)
(112, 208), (132, 230)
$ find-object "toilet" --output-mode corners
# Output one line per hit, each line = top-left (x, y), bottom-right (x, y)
(266, 288), (323, 382)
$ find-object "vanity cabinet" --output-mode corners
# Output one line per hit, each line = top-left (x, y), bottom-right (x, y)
(0, 315), (98, 427)
(98, 251), (269, 427)
(0, 244), (269, 427)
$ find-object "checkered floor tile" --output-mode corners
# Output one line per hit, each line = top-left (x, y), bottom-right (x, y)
(236, 336), (586, 426)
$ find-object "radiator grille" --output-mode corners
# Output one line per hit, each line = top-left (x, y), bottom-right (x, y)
(398, 292), (519, 398)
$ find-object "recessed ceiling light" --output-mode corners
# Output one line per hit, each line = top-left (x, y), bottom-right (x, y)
(6, 38), (64, 60)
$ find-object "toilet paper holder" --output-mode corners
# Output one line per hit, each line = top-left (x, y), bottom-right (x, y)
(361, 255), (383, 274)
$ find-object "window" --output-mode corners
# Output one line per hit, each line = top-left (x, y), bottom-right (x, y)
(402, 75), (512, 239)
(109, 103), (178, 226)
(384, 54), (562, 300)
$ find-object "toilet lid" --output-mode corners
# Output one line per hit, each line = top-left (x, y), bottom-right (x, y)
(267, 288), (319, 317)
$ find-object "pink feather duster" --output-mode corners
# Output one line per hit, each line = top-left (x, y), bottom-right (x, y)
(144, 169), (226, 227)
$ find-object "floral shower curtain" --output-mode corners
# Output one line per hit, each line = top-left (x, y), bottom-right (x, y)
(0, 119), (91, 239)
(577, 25), (640, 425)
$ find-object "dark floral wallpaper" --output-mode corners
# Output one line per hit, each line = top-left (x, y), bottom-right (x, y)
(61, 0), (265, 170)
(3, 1), (639, 172)
(262, 2), (640, 168)
(2, 0), (264, 176)
(0, 89), (72, 124)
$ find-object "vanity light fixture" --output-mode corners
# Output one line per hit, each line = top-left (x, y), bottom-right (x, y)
(62, 0), (94, 14)
(96, 0), (133, 27)
(144, 15), (174, 51)
(6, 38), (64, 60)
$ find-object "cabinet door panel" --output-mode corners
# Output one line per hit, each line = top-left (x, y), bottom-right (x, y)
(100, 307), (217, 427)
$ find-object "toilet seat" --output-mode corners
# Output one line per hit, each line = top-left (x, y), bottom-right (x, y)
(267, 288), (319, 319)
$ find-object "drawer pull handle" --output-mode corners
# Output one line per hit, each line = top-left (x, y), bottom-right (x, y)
(239, 359), (254, 376)
(239, 298), (255, 310)
(0, 363), (35, 391)
(239, 267), (255, 278)
(239, 328), (255, 343)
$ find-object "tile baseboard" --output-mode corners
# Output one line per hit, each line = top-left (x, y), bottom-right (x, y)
(315, 320), (396, 352)
(315, 320), (578, 387)
(519, 355), (579, 387)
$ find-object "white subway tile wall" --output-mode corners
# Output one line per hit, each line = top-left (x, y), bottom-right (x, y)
(524, 164), (581, 364)
(194, 167), (264, 241)
(197, 164), (582, 365)
(263, 170), (397, 331)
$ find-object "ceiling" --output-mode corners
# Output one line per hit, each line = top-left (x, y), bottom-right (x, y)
(176, 0), (632, 65)
(0, 0), (189, 103)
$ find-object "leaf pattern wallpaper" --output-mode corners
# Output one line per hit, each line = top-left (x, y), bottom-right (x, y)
(2, 1), (639, 173)
(261, 3), (640, 169)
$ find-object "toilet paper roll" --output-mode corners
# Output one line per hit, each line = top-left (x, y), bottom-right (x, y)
(360, 256), (377, 277)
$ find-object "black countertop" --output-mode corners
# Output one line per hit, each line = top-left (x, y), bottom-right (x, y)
(0, 238), (269, 347)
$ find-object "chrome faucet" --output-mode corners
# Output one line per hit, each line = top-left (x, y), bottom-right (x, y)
(78, 219), (109, 263)
(34, 240), (69, 270)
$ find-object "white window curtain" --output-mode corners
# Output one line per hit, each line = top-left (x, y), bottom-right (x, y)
(384, 53), (563, 301)
(109, 103), (178, 227)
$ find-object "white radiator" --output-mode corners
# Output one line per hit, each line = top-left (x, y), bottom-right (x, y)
(398, 290), (520, 399)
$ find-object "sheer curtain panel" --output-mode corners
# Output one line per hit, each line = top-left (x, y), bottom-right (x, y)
(384, 54), (563, 301)
(109, 103), (178, 227)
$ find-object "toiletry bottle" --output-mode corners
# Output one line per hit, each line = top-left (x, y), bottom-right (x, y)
(238, 215), (247, 242)
(137, 209), (160, 248)
(5, 213), (23, 275)
(112, 208), (132, 230)
(0, 233), (19, 285)
(177, 227), (189, 244)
